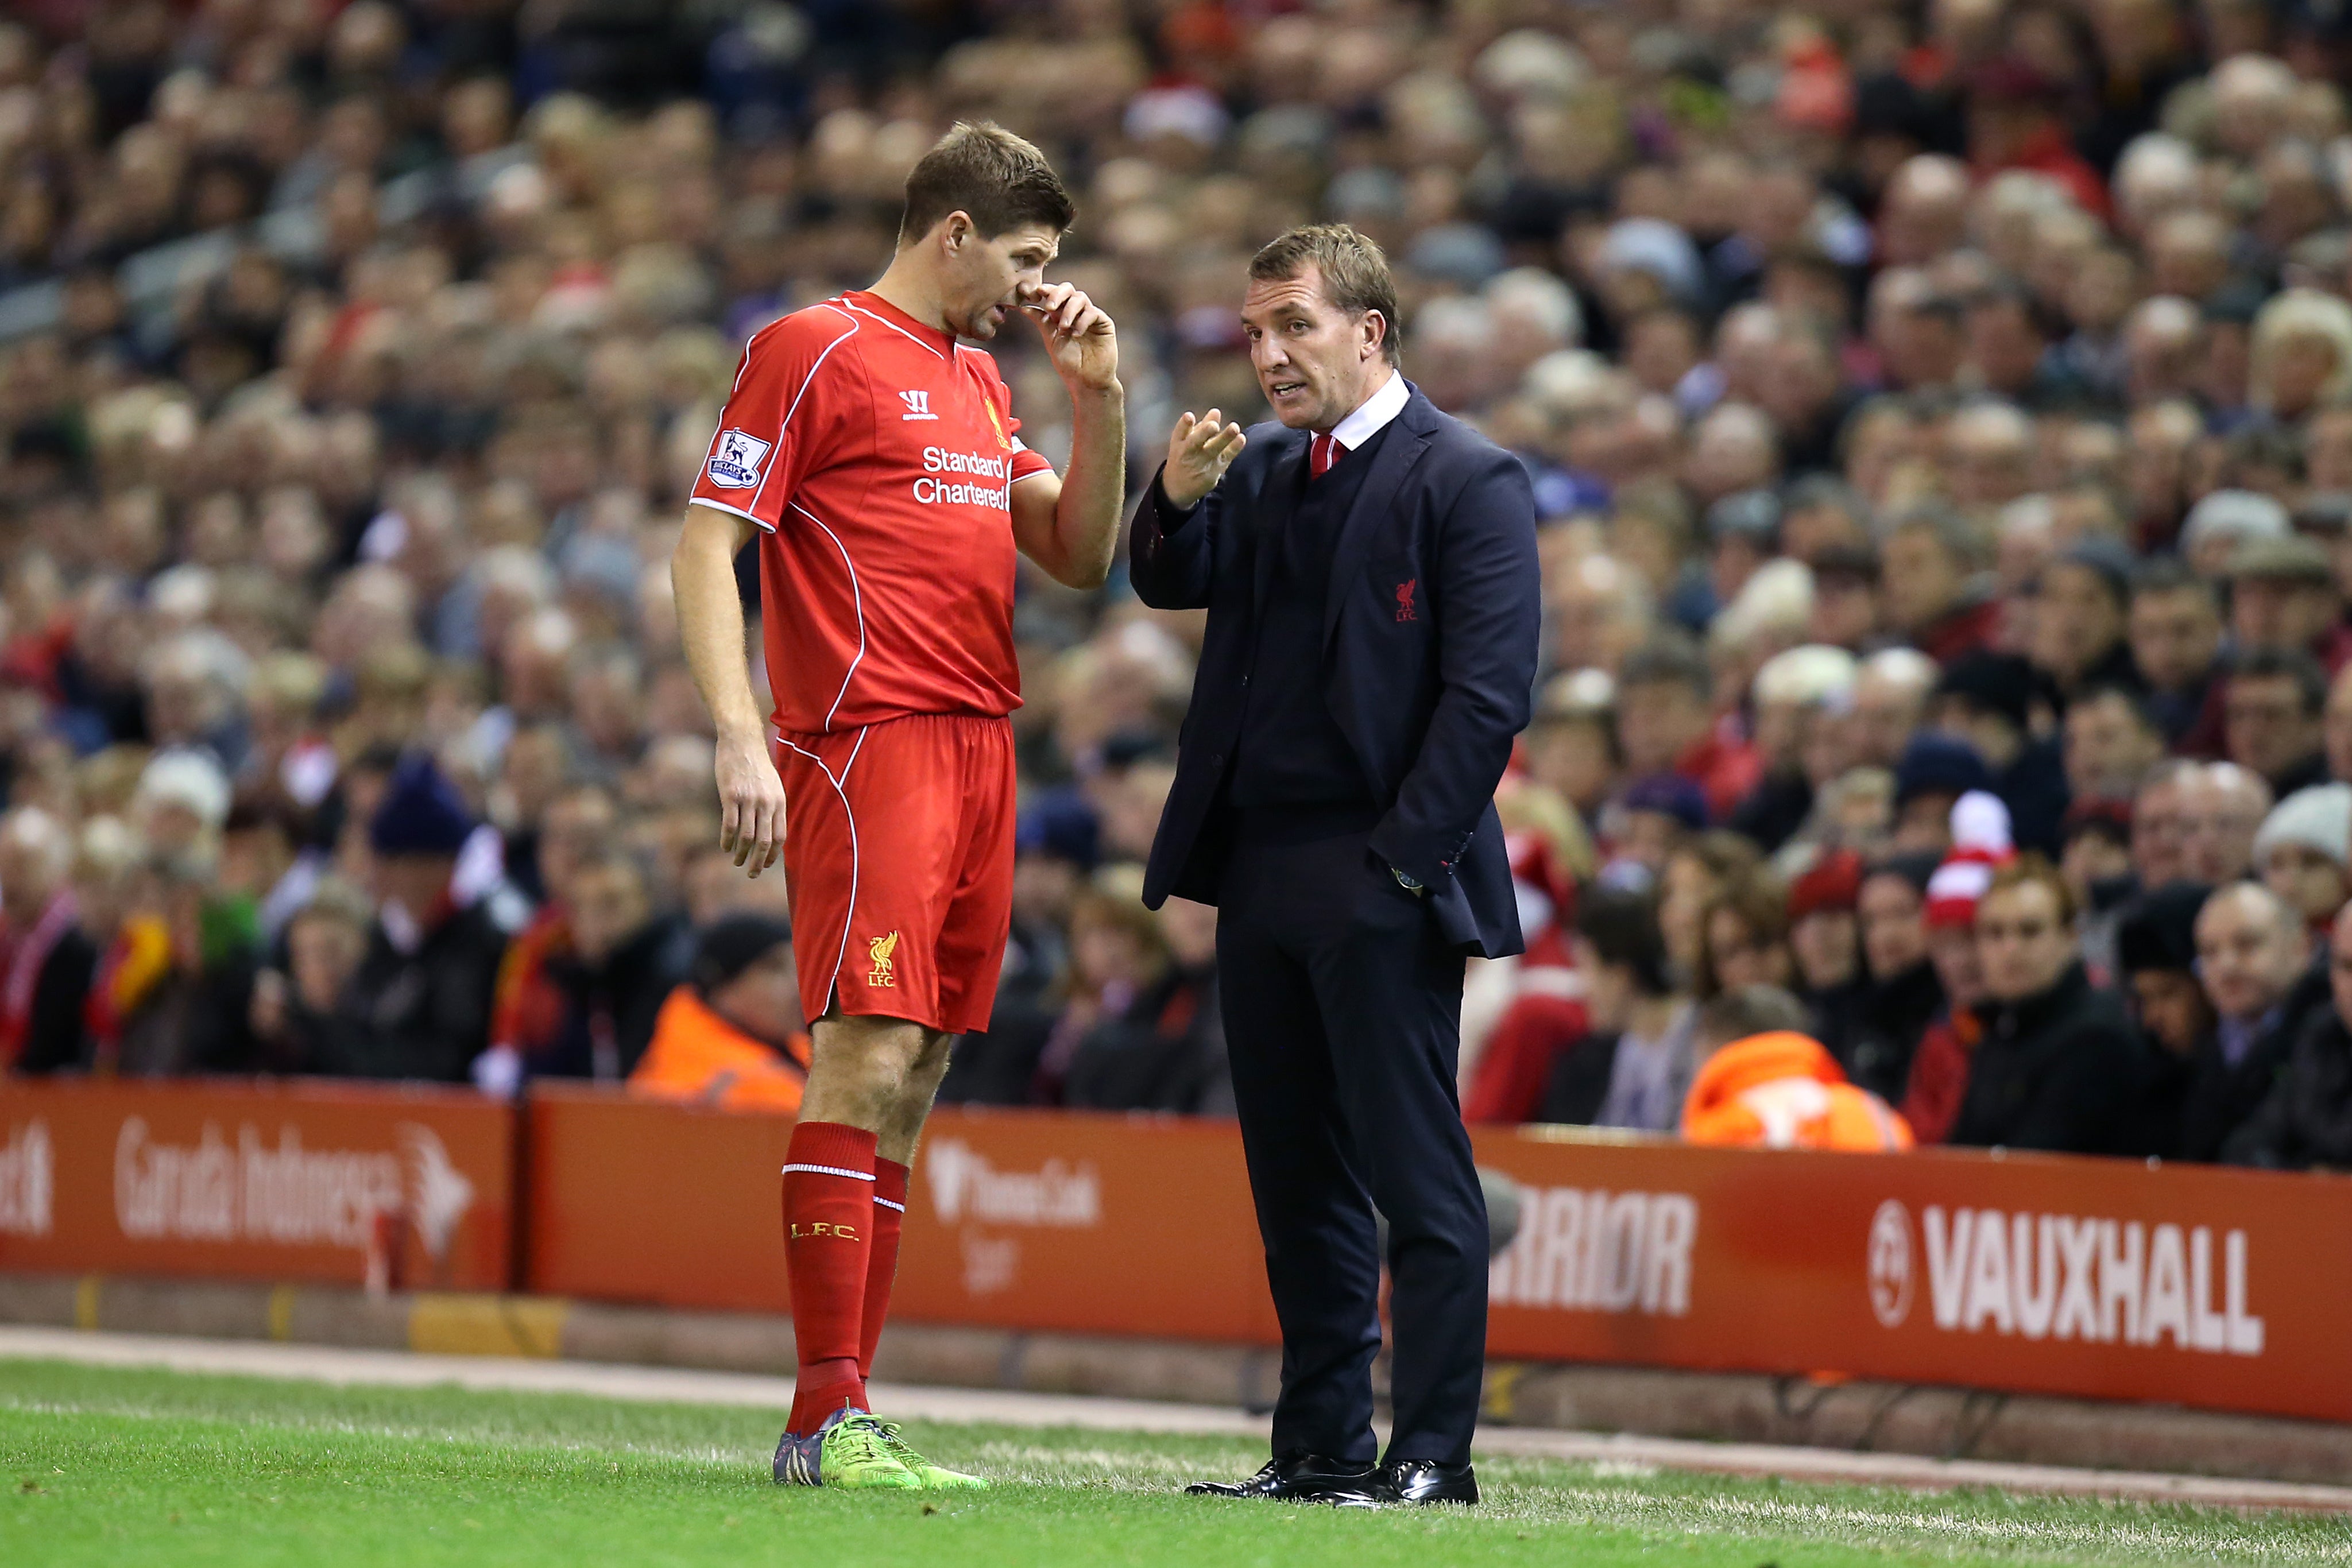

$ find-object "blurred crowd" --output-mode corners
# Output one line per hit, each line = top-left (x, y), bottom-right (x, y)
(3, 0), (2352, 1168)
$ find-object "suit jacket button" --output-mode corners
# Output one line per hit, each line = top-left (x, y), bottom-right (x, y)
(1240, 673), (1251, 687)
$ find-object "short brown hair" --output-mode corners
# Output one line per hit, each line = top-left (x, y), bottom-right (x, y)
(1248, 224), (1402, 364)
(1696, 984), (1816, 1051)
(1983, 854), (2076, 925)
(1693, 873), (1793, 1000)
(899, 122), (1075, 245)
(1063, 864), (1170, 997)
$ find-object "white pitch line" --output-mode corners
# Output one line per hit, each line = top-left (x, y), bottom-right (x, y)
(1471, 1427), (2352, 1515)
(4, 1327), (2349, 1515)
(0, 1326), (1265, 1438)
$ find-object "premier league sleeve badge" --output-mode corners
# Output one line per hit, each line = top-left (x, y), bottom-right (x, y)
(707, 428), (774, 488)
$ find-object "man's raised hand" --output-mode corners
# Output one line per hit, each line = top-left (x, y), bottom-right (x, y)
(1163, 410), (1248, 508)
(1023, 280), (1119, 393)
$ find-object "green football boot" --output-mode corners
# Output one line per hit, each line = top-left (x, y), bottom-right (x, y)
(873, 1420), (989, 1489)
(772, 1408), (924, 1489)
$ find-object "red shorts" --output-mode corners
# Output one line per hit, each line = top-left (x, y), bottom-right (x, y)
(771, 712), (1016, 1035)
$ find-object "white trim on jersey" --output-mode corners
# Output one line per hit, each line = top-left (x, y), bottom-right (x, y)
(1006, 439), (1056, 482)
(774, 725), (871, 1024)
(745, 306), (861, 523)
(687, 495), (773, 532)
(697, 312), (799, 484)
(840, 298), (946, 359)
(787, 499), (866, 733)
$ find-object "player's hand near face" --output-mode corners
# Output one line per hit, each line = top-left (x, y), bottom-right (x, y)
(1023, 280), (1118, 394)
(1162, 409), (1248, 508)
(716, 730), (787, 877)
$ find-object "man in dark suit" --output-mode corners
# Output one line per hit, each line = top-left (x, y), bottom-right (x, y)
(1130, 225), (1539, 1507)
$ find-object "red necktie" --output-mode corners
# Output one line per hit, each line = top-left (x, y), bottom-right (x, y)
(1310, 432), (1347, 478)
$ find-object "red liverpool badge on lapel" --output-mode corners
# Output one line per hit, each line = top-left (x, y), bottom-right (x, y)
(1395, 578), (1417, 621)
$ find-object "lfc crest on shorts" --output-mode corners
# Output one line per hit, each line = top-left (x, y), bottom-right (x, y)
(866, 930), (900, 987)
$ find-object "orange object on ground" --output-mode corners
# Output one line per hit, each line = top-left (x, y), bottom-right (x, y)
(1680, 1030), (1914, 1151)
(626, 984), (812, 1113)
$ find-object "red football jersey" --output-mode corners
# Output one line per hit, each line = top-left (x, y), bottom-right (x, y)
(689, 290), (1056, 734)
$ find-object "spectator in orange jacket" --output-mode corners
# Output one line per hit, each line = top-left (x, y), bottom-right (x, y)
(1679, 986), (1916, 1151)
(628, 913), (811, 1113)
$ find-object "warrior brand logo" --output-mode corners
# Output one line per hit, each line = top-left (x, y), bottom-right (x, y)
(706, 428), (772, 488)
(900, 389), (938, 421)
(1395, 578), (1418, 622)
(0, 1118), (53, 1237)
(926, 1138), (1101, 1229)
(1488, 1186), (1699, 1317)
(113, 1118), (474, 1259)
(1871, 1202), (2265, 1356)
(866, 931), (899, 987)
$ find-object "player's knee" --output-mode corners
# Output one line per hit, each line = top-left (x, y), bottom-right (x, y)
(908, 1030), (954, 1080)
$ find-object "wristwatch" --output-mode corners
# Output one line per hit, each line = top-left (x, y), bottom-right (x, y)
(1392, 866), (1426, 895)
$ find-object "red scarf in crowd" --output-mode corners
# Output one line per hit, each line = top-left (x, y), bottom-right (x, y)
(0, 889), (76, 1070)
(490, 902), (573, 1056)
(82, 916), (174, 1074)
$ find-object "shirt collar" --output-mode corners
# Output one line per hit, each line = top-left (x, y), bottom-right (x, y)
(843, 289), (956, 354)
(1325, 367), (1407, 451)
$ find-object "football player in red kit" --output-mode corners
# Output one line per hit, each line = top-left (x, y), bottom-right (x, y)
(671, 122), (1128, 1489)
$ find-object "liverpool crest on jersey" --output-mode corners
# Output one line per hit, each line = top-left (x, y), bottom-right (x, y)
(980, 396), (1011, 451)
(867, 931), (900, 987)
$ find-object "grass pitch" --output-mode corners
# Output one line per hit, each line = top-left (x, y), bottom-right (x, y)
(3, 1359), (2347, 1567)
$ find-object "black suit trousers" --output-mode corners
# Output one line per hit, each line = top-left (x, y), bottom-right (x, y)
(1214, 826), (1486, 1467)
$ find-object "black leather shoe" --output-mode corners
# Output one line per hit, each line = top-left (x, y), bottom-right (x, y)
(1379, 1459), (1479, 1505)
(1185, 1453), (1380, 1501)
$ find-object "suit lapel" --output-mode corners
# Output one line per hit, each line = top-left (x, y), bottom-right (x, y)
(1252, 432), (1310, 623)
(1322, 388), (1436, 652)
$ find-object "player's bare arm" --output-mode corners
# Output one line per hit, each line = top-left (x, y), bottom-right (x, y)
(1008, 278), (1125, 590)
(671, 505), (786, 877)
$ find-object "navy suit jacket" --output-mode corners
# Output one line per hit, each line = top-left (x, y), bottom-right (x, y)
(1128, 383), (1541, 960)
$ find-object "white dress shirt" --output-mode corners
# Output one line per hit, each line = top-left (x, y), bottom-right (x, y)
(1323, 366), (1408, 451)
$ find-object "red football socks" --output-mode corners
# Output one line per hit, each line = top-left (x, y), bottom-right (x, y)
(858, 1157), (909, 1379)
(782, 1120), (877, 1435)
